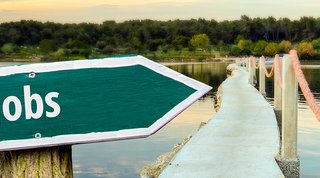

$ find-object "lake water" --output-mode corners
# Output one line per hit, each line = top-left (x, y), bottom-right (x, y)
(73, 61), (320, 178)
(0, 61), (318, 177)
(73, 62), (229, 178)
(264, 66), (320, 178)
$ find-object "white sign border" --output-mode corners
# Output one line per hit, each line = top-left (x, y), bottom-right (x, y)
(0, 55), (212, 151)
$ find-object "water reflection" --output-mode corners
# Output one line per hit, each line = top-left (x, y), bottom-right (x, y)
(73, 62), (229, 178)
(2, 60), (318, 177)
(168, 62), (228, 98)
(263, 67), (320, 178)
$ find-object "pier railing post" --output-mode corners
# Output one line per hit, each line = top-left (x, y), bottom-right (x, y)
(281, 54), (298, 159)
(248, 57), (254, 85)
(246, 58), (249, 71)
(274, 56), (282, 111)
(242, 58), (248, 68)
(276, 54), (299, 178)
(259, 57), (266, 95)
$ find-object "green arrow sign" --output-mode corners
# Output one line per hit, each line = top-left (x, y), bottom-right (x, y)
(0, 55), (211, 151)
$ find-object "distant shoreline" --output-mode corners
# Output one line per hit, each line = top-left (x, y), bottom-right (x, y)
(0, 56), (237, 63)
(1, 58), (320, 69)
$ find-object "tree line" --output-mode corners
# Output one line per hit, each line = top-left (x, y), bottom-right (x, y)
(1, 15), (320, 60)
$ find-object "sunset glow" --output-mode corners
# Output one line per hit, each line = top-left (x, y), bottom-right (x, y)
(0, 0), (320, 23)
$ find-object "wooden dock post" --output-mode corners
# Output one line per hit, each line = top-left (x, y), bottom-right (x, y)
(246, 58), (249, 71)
(276, 54), (299, 178)
(274, 56), (282, 111)
(242, 58), (246, 68)
(0, 146), (73, 178)
(248, 57), (255, 85)
(259, 57), (266, 95)
(281, 54), (298, 159)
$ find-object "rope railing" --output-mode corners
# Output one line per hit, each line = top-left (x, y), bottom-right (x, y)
(247, 55), (282, 88)
(260, 56), (274, 78)
(290, 50), (320, 121)
(248, 55), (282, 89)
(239, 50), (320, 160)
(242, 50), (319, 121)
(251, 57), (259, 69)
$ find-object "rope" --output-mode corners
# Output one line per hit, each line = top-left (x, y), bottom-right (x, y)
(238, 51), (320, 120)
(251, 57), (259, 69)
(290, 50), (320, 121)
(260, 56), (274, 78)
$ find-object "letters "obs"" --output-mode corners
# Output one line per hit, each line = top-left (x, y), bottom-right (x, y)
(2, 85), (60, 121)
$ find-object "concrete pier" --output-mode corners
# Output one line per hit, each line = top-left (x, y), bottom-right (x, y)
(159, 65), (283, 178)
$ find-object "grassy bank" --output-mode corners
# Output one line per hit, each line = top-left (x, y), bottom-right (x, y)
(0, 48), (223, 62)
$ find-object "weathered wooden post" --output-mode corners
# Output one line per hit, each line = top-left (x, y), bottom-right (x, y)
(259, 57), (266, 95)
(248, 57), (255, 85)
(278, 54), (299, 177)
(246, 58), (249, 71)
(242, 58), (246, 68)
(274, 55), (282, 111)
(281, 54), (298, 158)
(0, 146), (72, 178)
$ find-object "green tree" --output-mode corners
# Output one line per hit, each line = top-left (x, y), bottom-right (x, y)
(263, 16), (277, 41)
(53, 48), (65, 59)
(237, 39), (252, 50)
(297, 41), (314, 59)
(102, 45), (116, 54)
(80, 49), (92, 58)
(216, 40), (229, 51)
(129, 36), (142, 51)
(3, 17), (320, 60)
(96, 41), (106, 50)
(67, 39), (87, 49)
(311, 38), (320, 52)
(41, 28), (53, 39)
(264, 42), (279, 56)
(278, 40), (292, 53)
(253, 40), (268, 55)
(39, 39), (56, 54)
(299, 17), (317, 41)
(172, 35), (189, 50)
(1, 43), (14, 54)
(148, 39), (165, 51)
(237, 39), (252, 55)
(190, 34), (210, 50)
(230, 45), (241, 56)
(234, 35), (246, 44)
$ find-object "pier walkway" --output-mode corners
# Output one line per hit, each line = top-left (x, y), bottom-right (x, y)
(159, 65), (283, 177)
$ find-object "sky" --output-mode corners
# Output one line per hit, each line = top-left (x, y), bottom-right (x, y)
(0, 0), (320, 23)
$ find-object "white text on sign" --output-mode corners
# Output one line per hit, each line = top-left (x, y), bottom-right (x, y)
(2, 85), (60, 121)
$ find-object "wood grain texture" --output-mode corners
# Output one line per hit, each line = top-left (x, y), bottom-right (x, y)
(0, 146), (72, 178)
